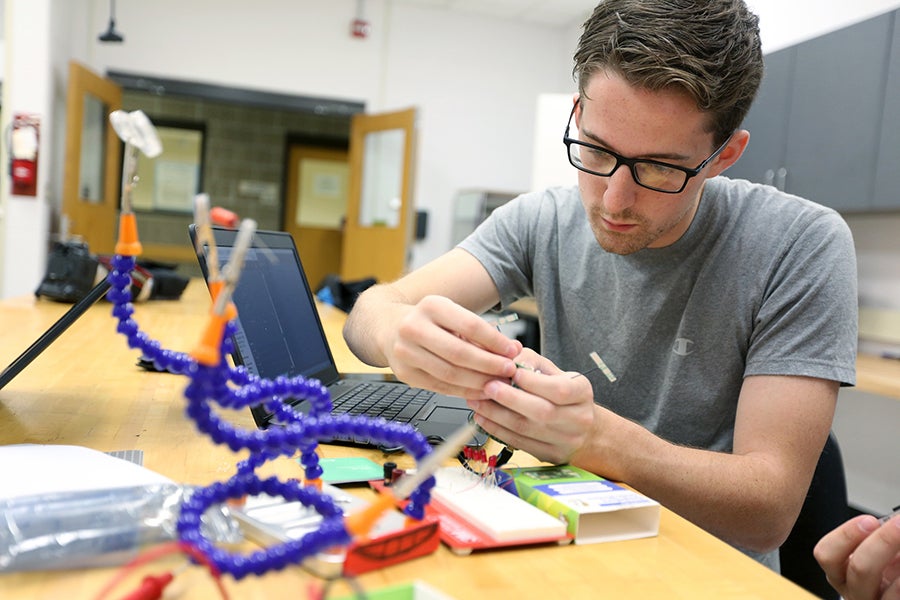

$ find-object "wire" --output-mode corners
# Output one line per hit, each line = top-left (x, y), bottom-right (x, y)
(93, 541), (229, 600)
(117, 572), (175, 600)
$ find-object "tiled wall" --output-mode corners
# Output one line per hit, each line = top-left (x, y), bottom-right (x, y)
(122, 90), (351, 250)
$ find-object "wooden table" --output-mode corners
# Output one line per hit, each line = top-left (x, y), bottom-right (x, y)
(0, 281), (816, 599)
(855, 352), (900, 399)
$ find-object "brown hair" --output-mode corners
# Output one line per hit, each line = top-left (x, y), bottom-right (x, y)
(574, 0), (763, 145)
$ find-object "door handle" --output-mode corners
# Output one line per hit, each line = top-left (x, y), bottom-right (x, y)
(776, 167), (787, 191)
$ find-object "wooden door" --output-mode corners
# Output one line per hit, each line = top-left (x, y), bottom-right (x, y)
(340, 107), (417, 283)
(62, 61), (123, 255)
(283, 144), (349, 291)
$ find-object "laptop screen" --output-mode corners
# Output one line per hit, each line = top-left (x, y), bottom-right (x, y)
(191, 226), (339, 386)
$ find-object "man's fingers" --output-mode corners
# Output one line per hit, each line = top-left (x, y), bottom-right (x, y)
(399, 301), (518, 378)
(510, 367), (591, 407)
(419, 295), (521, 359)
(814, 515), (881, 589)
(468, 405), (559, 462)
(845, 515), (900, 599)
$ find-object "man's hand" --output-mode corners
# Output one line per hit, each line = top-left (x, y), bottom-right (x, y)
(384, 295), (521, 400)
(814, 513), (900, 600)
(343, 249), (522, 400)
(468, 348), (597, 464)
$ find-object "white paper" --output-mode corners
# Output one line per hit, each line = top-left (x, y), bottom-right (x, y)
(0, 444), (172, 499)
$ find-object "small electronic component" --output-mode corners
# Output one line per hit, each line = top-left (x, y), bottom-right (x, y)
(879, 504), (900, 523)
(382, 461), (397, 486)
(490, 313), (519, 327)
(588, 351), (617, 383)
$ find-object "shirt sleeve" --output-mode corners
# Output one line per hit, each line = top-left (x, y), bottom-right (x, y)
(744, 209), (858, 386)
(457, 191), (543, 306)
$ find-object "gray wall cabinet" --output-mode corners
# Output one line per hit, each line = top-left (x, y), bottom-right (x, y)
(875, 13), (900, 210)
(728, 10), (897, 212)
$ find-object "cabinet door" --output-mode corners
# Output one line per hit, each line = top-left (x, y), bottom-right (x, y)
(874, 11), (900, 209)
(783, 13), (891, 211)
(727, 47), (795, 186)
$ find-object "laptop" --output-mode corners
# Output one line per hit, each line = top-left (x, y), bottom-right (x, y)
(188, 224), (487, 451)
(0, 279), (110, 391)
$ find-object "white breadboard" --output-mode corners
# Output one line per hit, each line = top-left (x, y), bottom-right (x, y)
(431, 466), (567, 542)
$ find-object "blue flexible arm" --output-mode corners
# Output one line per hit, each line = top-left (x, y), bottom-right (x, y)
(106, 253), (434, 579)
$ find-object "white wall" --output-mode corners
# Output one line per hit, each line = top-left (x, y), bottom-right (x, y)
(0, 0), (53, 300)
(83, 0), (573, 273)
(531, 94), (577, 191)
(0, 0), (575, 296)
(2, 0), (900, 297)
(0, 0), (6, 75)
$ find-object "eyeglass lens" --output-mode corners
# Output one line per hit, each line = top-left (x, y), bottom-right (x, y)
(568, 143), (688, 192)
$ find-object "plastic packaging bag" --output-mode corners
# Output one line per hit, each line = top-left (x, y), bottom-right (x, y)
(0, 483), (240, 572)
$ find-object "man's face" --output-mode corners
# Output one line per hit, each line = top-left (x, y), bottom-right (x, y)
(574, 72), (730, 255)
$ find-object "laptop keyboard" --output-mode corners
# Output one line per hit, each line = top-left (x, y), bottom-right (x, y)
(331, 383), (434, 423)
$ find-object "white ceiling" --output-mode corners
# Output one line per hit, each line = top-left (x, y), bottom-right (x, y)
(391, 1), (900, 50)
(392, 0), (600, 28)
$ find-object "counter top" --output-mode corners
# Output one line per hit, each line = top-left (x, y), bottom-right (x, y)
(856, 353), (900, 400)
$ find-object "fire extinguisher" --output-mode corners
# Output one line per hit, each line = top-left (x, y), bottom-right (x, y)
(10, 113), (40, 197)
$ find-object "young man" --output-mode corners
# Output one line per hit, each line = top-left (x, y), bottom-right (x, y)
(343, 0), (857, 570)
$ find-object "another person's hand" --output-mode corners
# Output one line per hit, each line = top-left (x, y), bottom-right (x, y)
(469, 348), (597, 464)
(384, 295), (521, 400)
(814, 512), (900, 600)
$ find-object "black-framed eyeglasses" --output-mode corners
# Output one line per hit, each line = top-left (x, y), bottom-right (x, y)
(563, 102), (733, 194)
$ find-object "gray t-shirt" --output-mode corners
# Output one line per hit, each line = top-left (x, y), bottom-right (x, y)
(459, 176), (858, 568)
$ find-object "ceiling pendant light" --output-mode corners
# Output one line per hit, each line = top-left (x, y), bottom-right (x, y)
(98, 0), (124, 43)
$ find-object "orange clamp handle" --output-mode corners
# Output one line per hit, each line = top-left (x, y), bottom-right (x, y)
(207, 281), (238, 321)
(115, 213), (143, 256)
(344, 493), (396, 539)
(191, 312), (231, 367)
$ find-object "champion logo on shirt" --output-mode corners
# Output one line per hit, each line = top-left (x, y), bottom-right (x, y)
(672, 338), (694, 356)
